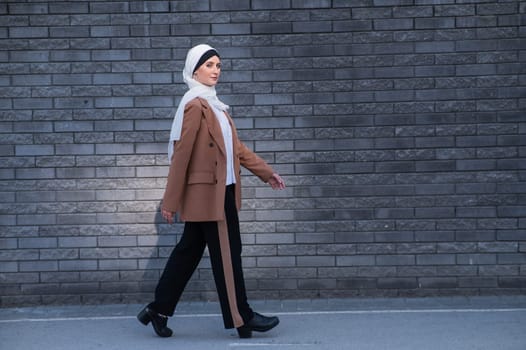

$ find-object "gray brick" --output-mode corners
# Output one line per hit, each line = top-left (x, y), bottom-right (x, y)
(417, 254), (456, 265)
(49, 2), (88, 14)
(54, 97), (93, 109)
(374, 18), (414, 31)
(415, 17), (455, 29)
(40, 248), (79, 260)
(256, 256), (295, 267)
(477, 3), (516, 15)
(12, 74), (51, 86)
(19, 237), (57, 249)
(50, 50), (90, 62)
(393, 6), (432, 18)
(0, 168), (14, 179)
(95, 143), (134, 155)
(93, 73), (132, 85)
(55, 144), (94, 155)
(132, 73), (170, 84)
(0, 262), (18, 273)
(458, 63), (497, 76)
(419, 277), (457, 289)
(53, 74), (92, 86)
(95, 97), (134, 108)
(0, 238), (18, 249)
(92, 50), (131, 61)
(94, 120), (134, 131)
(130, 1), (169, 12)
(0, 215), (16, 226)
(499, 277), (526, 288)
(8, 3), (48, 14)
(135, 120), (171, 131)
(457, 254), (496, 265)
(49, 26), (89, 38)
(135, 96), (173, 107)
(293, 21), (331, 33)
(498, 206), (526, 218)
(12, 98), (47, 110)
(20, 261), (58, 272)
(337, 255), (375, 266)
(59, 236), (97, 248)
(79, 248), (119, 259)
(353, 7), (391, 19)
(74, 132), (113, 144)
(96, 190), (135, 201)
(498, 253), (526, 264)
(459, 277), (497, 288)
(54, 121), (93, 132)
(95, 167), (134, 178)
(40, 271), (80, 283)
(136, 166), (168, 178)
(9, 27), (49, 39)
(210, 0), (250, 11)
(11, 51), (49, 62)
(0, 249), (38, 261)
(90, 2), (129, 13)
(57, 214), (97, 225)
(59, 260), (98, 271)
(297, 256), (334, 267)
(378, 277), (417, 289)
(292, 0), (330, 8)
(170, 23), (210, 36)
(16, 168), (55, 179)
(212, 23), (251, 35)
(376, 255), (415, 266)
(98, 236), (137, 247)
(80, 271), (119, 282)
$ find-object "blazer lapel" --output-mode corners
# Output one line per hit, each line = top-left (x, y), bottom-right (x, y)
(200, 99), (226, 157)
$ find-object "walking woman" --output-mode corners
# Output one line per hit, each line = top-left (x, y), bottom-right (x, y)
(137, 44), (286, 339)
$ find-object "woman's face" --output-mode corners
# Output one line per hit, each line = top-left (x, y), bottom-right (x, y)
(193, 55), (221, 87)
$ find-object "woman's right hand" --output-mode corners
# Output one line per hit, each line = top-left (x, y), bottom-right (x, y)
(161, 207), (175, 224)
(268, 173), (286, 190)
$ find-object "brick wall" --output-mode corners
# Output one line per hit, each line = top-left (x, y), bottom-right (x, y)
(1, 1), (525, 307)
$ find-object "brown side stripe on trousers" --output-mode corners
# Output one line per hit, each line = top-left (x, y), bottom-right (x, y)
(217, 219), (244, 328)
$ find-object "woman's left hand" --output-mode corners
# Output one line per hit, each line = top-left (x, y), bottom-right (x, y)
(268, 173), (286, 190)
(161, 207), (175, 224)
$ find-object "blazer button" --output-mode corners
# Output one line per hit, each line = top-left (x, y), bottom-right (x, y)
(209, 143), (214, 147)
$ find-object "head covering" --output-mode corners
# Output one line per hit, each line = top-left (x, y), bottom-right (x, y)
(168, 44), (229, 162)
(193, 49), (219, 73)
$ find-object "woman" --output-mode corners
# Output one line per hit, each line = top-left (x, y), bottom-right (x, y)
(137, 44), (286, 339)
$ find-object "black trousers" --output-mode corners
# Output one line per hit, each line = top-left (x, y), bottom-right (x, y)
(149, 185), (253, 329)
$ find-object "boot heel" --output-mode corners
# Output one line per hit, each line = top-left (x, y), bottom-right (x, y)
(237, 325), (252, 339)
(137, 308), (151, 325)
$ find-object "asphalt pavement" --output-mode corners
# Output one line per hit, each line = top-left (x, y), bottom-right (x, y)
(1, 296), (525, 350)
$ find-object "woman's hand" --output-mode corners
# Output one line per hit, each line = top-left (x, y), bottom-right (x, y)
(161, 207), (175, 224)
(268, 173), (286, 190)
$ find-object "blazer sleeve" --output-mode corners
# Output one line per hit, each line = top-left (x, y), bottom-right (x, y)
(162, 101), (202, 213)
(237, 141), (275, 183)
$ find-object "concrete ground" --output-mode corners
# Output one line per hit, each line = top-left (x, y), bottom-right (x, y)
(1, 296), (525, 350)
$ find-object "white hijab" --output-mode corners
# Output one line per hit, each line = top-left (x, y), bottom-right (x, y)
(168, 44), (229, 162)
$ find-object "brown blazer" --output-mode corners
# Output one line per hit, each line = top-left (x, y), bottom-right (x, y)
(162, 97), (275, 222)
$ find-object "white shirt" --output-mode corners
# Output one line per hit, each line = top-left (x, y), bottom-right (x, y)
(211, 105), (236, 185)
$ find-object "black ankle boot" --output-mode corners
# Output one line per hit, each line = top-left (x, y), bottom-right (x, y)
(137, 306), (173, 338)
(237, 312), (279, 338)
